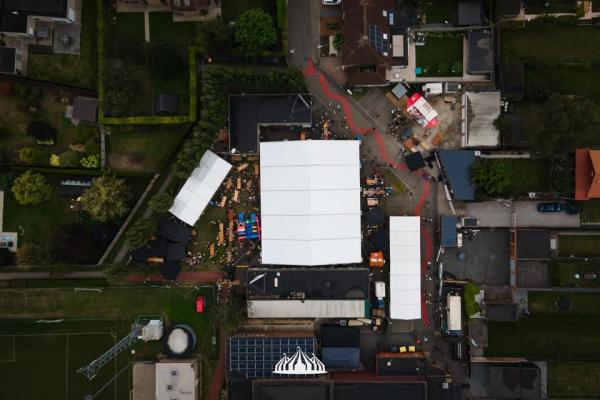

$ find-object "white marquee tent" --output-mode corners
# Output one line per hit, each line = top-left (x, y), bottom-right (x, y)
(169, 150), (232, 226)
(260, 140), (361, 266)
(389, 216), (421, 320)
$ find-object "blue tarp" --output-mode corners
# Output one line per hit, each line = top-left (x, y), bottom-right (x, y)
(438, 150), (475, 200)
(322, 347), (361, 369)
(441, 215), (458, 248)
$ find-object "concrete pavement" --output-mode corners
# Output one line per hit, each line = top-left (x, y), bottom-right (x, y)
(466, 201), (580, 228)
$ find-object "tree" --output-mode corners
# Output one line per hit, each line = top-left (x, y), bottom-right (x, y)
(234, 9), (277, 57)
(200, 20), (232, 55)
(17, 243), (51, 265)
(50, 225), (92, 264)
(27, 121), (57, 145)
(149, 192), (174, 214)
(19, 146), (43, 164)
(471, 159), (511, 197)
(12, 171), (52, 205)
(126, 218), (156, 248)
(80, 175), (131, 221)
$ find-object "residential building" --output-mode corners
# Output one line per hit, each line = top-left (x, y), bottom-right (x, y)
(575, 148), (600, 200)
(0, 0), (77, 37)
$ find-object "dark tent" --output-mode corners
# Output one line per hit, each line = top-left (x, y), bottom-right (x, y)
(370, 230), (389, 251)
(158, 216), (193, 243)
(161, 261), (182, 281)
(365, 207), (385, 227)
(405, 152), (425, 171)
(322, 347), (361, 369)
(149, 237), (169, 258)
(131, 245), (153, 264)
(321, 325), (360, 347)
(167, 242), (187, 261)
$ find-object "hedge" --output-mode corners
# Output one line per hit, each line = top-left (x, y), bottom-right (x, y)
(276, 0), (288, 53)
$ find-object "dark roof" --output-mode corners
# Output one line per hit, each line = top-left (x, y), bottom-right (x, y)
(157, 216), (193, 243)
(333, 382), (426, 400)
(0, 47), (16, 73)
(72, 97), (98, 123)
(149, 237), (169, 258)
(345, 65), (388, 86)
(322, 347), (361, 369)
(438, 150), (475, 201)
(253, 380), (332, 400)
(376, 353), (427, 377)
(441, 216), (458, 248)
(516, 230), (550, 260)
(321, 325), (360, 348)
(247, 268), (369, 299)
(428, 372), (464, 400)
(131, 245), (153, 264)
(370, 230), (389, 251)
(365, 207), (385, 226)
(484, 303), (518, 321)
(501, 0), (522, 16)
(154, 94), (179, 115)
(467, 30), (492, 74)
(500, 62), (525, 98)
(488, 363), (541, 399)
(458, 2), (483, 26)
(228, 336), (317, 380)
(166, 241), (187, 261)
(160, 260), (182, 281)
(405, 152), (425, 171)
(229, 94), (312, 154)
(0, 0), (67, 33)
(342, 0), (394, 68)
(59, 176), (93, 196)
(228, 381), (252, 400)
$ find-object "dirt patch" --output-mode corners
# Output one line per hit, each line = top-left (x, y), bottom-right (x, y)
(108, 153), (146, 172)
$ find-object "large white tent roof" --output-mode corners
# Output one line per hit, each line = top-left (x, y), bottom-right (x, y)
(169, 150), (232, 226)
(247, 300), (365, 318)
(260, 140), (361, 266)
(389, 216), (421, 320)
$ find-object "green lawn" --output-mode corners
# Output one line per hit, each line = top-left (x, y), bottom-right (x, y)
(107, 125), (189, 172)
(548, 362), (600, 398)
(551, 261), (600, 287)
(26, 0), (97, 89)
(486, 314), (600, 359)
(222, 0), (277, 22)
(501, 20), (600, 64)
(529, 291), (600, 314)
(581, 200), (600, 223)
(526, 65), (600, 100)
(421, 0), (457, 23)
(559, 235), (600, 257)
(0, 285), (218, 399)
(415, 35), (463, 77)
(107, 12), (145, 43)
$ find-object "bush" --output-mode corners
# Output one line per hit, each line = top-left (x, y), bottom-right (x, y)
(472, 159), (511, 197)
(126, 218), (157, 249)
(333, 32), (343, 51)
(234, 9), (277, 57)
(11, 171), (52, 205)
(148, 192), (174, 214)
(81, 154), (100, 169)
(464, 283), (481, 317)
(49, 154), (60, 166)
(19, 147), (43, 165)
(59, 150), (83, 167)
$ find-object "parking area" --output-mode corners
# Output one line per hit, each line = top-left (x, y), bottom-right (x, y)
(465, 201), (581, 228)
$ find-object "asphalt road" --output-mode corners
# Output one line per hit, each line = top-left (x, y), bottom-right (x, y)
(287, 0), (319, 67)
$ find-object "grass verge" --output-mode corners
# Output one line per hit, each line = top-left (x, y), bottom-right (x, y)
(559, 235), (600, 257)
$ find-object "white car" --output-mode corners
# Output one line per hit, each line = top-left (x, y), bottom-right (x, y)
(322, 0), (342, 5)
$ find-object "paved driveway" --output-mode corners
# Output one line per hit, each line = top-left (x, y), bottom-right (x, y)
(287, 0), (319, 67)
(466, 201), (580, 228)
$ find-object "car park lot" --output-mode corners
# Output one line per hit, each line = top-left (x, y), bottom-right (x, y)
(465, 201), (580, 228)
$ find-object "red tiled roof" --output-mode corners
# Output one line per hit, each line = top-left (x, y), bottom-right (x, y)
(575, 149), (600, 200)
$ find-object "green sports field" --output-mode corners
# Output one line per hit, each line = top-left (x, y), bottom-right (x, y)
(0, 320), (131, 400)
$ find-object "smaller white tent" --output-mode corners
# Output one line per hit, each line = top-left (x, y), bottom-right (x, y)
(389, 216), (421, 320)
(447, 294), (462, 331)
(169, 150), (232, 226)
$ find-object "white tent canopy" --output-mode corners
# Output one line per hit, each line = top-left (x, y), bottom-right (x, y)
(247, 300), (366, 319)
(260, 140), (361, 266)
(447, 294), (462, 331)
(389, 216), (422, 320)
(169, 150), (232, 226)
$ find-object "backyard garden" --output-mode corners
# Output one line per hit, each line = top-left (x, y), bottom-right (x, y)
(0, 83), (100, 169)
(551, 261), (600, 287)
(415, 32), (463, 77)
(558, 235), (600, 257)
(471, 158), (549, 198)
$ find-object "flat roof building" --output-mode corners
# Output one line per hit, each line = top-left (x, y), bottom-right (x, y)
(228, 94), (312, 155)
(461, 92), (500, 148)
(133, 359), (199, 400)
(467, 30), (492, 74)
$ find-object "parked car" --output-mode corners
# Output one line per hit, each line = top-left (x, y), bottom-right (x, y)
(537, 202), (564, 213)
(321, 0), (341, 5)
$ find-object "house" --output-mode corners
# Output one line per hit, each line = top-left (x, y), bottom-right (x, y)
(575, 149), (600, 200)
(458, 2), (484, 26)
(0, 0), (77, 37)
(0, 46), (16, 74)
(510, 229), (551, 288)
(132, 359), (199, 400)
(341, 0), (405, 86)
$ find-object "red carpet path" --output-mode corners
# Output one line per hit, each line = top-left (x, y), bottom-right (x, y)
(304, 58), (433, 328)
(123, 271), (224, 283)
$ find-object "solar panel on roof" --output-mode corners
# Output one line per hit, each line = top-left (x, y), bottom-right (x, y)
(228, 337), (318, 379)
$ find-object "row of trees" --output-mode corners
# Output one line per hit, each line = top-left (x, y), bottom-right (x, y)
(173, 67), (306, 178)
